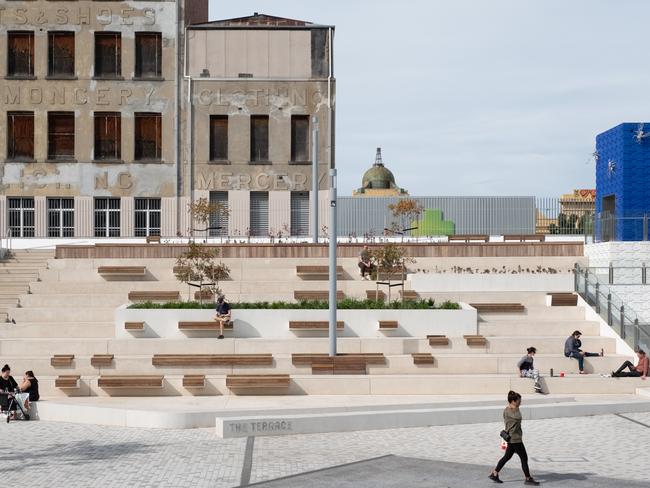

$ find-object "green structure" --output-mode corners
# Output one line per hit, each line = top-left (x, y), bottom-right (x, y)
(412, 209), (455, 236)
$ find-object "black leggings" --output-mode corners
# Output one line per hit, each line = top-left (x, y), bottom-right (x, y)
(614, 360), (642, 377)
(495, 441), (530, 478)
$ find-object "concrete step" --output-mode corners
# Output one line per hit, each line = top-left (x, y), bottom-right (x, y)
(480, 321), (600, 336)
(19, 293), (128, 308)
(27, 373), (650, 398)
(8, 307), (115, 323)
(0, 323), (115, 338)
(479, 306), (585, 321)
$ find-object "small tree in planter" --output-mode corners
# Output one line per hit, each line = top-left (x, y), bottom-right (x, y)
(369, 243), (415, 302)
(387, 199), (423, 241)
(188, 198), (229, 242)
(174, 242), (230, 303)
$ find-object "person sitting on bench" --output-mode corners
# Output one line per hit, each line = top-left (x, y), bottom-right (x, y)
(0, 364), (18, 419)
(564, 330), (603, 374)
(518, 347), (543, 393)
(18, 371), (39, 410)
(358, 245), (374, 280)
(612, 349), (648, 379)
(214, 295), (231, 340)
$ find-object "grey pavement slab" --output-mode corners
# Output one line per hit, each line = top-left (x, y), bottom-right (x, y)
(248, 455), (649, 488)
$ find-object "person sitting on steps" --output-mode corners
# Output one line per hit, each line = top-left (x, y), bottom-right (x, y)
(214, 295), (231, 340)
(518, 347), (543, 393)
(612, 349), (648, 379)
(564, 330), (603, 374)
(358, 245), (374, 281)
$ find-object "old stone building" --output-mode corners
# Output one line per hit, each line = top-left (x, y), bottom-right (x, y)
(0, 6), (336, 239)
(184, 13), (335, 238)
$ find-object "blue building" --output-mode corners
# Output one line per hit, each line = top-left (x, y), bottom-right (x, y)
(596, 122), (650, 241)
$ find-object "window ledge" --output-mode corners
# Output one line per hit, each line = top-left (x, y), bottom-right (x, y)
(4, 158), (36, 164)
(132, 159), (164, 164)
(248, 160), (272, 165)
(46, 75), (78, 81)
(5, 75), (36, 80)
(93, 159), (124, 164)
(132, 76), (165, 82)
(207, 160), (231, 165)
(93, 76), (124, 81)
(289, 160), (312, 165)
(45, 159), (77, 164)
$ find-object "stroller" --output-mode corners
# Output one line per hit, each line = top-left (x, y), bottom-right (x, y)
(0, 390), (30, 423)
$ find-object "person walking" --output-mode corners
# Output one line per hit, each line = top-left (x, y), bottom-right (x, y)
(564, 330), (603, 374)
(489, 391), (540, 485)
(518, 347), (543, 393)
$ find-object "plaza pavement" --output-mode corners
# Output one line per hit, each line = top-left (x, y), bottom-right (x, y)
(1, 412), (649, 487)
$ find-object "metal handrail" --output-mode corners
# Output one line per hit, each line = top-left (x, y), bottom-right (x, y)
(575, 263), (650, 351)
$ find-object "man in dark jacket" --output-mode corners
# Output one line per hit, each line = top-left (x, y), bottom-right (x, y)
(564, 330), (603, 374)
(214, 295), (231, 340)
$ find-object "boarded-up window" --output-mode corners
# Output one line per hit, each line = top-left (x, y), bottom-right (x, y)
(291, 115), (310, 162)
(135, 32), (162, 78)
(7, 112), (34, 161)
(95, 32), (121, 78)
(209, 191), (229, 237)
(250, 116), (269, 162)
(134, 112), (162, 161)
(48, 112), (75, 161)
(94, 112), (121, 161)
(7, 31), (34, 77)
(290, 191), (310, 236)
(250, 191), (269, 236)
(209, 115), (228, 161)
(48, 31), (75, 77)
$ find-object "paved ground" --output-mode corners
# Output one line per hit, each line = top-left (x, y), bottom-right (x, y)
(1, 412), (649, 487)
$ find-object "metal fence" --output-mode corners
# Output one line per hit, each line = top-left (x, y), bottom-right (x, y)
(575, 263), (650, 353)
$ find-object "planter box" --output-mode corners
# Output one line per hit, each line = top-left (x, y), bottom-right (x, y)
(115, 304), (476, 339)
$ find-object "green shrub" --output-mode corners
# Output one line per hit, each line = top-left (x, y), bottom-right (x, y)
(128, 298), (459, 310)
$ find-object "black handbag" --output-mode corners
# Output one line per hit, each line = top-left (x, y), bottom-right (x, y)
(499, 430), (511, 442)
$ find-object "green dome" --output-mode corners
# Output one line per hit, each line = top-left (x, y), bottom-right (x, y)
(361, 147), (396, 189)
(362, 165), (396, 189)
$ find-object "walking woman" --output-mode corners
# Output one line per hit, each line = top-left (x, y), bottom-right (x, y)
(489, 391), (540, 485)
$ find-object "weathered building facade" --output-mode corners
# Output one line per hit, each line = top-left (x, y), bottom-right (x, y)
(184, 14), (335, 237)
(0, 1), (202, 237)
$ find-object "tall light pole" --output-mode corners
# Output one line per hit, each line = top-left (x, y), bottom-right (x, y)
(328, 168), (337, 357)
(311, 116), (319, 243)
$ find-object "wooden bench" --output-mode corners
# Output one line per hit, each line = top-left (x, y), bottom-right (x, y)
(98, 375), (164, 389)
(294, 291), (345, 301)
(549, 293), (578, 306)
(296, 265), (344, 279)
(152, 354), (272, 366)
(503, 234), (546, 242)
(128, 291), (180, 302)
(226, 374), (290, 391)
(194, 289), (214, 300)
(427, 335), (449, 346)
(125, 321), (145, 331)
(366, 290), (387, 301)
(312, 356), (367, 375)
(55, 375), (80, 389)
(146, 235), (161, 244)
(376, 266), (407, 281)
(90, 354), (114, 367)
(469, 303), (525, 313)
(98, 266), (146, 276)
(448, 234), (489, 243)
(292, 353), (386, 366)
(178, 321), (234, 331)
(50, 355), (74, 367)
(378, 320), (398, 330)
(183, 374), (205, 388)
(289, 321), (344, 331)
(412, 353), (434, 365)
(464, 334), (487, 346)
(399, 290), (419, 301)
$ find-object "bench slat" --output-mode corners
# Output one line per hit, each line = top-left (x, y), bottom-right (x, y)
(289, 321), (344, 331)
(90, 354), (114, 367)
(378, 320), (398, 330)
(152, 354), (272, 366)
(366, 290), (387, 301)
(178, 321), (234, 331)
(98, 375), (164, 389)
(469, 303), (525, 313)
(312, 356), (367, 375)
(125, 321), (145, 330)
(226, 374), (290, 390)
(464, 334), (488, 346)
(448, 234), (489, 243)
(98, 266), (146, 275)
(292, 353), (385, 366)
(427, 335), (449, 346)
(51, 354), (74, 367)
(55, 375), (80, 389)
(502, 234), (545, 242)
(412, 353), (434, 365)
(183, 375), (206, 388)
(294, 291), (345, 301)
(549, 293), (578, 306)
(128, 291), (180, 301)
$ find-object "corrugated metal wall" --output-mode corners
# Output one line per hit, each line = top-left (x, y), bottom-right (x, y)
(336, 196), (536, 236)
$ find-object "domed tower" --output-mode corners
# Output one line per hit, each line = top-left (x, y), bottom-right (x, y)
(353, 148), (408, 197)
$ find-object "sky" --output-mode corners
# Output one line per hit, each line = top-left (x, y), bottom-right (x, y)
(207, 0), (650, 197)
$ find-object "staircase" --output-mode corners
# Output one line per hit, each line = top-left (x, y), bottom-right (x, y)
(0, 250), (53, 323)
